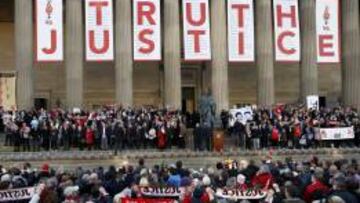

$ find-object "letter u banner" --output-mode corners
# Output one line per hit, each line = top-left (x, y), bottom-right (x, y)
(182, 0), (211, 61)
(85, 0), (114, 61)
(316, 0), (340, 63)
(133, 0), (162, 61)
(35, 0), (63, 62)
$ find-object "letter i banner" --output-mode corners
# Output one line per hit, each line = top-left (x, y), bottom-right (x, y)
(133, 0), (162, 61)
(316, 0), (340, 63)
(85, 0), (114, 61)
(35, 0), (63, 62)
(182, 0), (211, 61)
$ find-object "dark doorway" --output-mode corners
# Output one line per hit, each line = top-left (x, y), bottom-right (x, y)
(181, 87), (195, 114)
(319, 96), (326, 108)
(34, 98), (48, 110)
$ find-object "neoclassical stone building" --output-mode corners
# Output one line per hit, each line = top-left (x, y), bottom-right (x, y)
(0, 0), (359, 113)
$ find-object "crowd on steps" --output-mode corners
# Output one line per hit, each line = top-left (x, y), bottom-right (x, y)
(0, 104), (359, 152)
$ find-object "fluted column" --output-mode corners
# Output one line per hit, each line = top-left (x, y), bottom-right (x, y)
(300, 0), (318, 100)
(342, 0), (360, 109)
(65, 0), (83, 108)
(163, 0), (181, 109)
(255, 0), (275, 107)
(211, 0), (229, 113)
(115, 0), (133, 106)
(15, 0), (33, 110)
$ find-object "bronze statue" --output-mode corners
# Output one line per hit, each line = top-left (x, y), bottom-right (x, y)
(198, 89), (216, 128)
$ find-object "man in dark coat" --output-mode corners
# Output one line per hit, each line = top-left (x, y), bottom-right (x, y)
(113, 122), (124, 155)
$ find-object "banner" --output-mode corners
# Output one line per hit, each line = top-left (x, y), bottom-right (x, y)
(229, 106), (253, 126)
(35, 0), (63, 62)
(315, 127), (355, 140)
(273, 0), (300, 62)
(316, 0), (340, 63)
(0, 187), (35, 202)
(216, 188), (267, 200)
(0, 73), (16, 111)
(306, 95), (319, 110)
(121, 198), (175, 203)
(227, 0), (255, 62)
(182, 0), (211, 61)
(140, 187), (183, 198)
(85, 0), (114, 61)
(133, 0), (161, 61)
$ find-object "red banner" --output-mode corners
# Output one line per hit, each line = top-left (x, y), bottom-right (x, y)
(120, 198), (175, 203)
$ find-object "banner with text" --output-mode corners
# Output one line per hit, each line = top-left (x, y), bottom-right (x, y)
(121, 198), (175, 203)
(0, 187), (34, 202)
(133, 0), (161, 61)
(273, 0), (300, 62)
(315, 127), (355, 140)
(216, 188), (267, 200)
(0, 73), (16, 111)
(316, 0), (340, 63)
(182, 0), (211, 61)
(227, 0), (255, 62)
(36, 0), (63, 62)
(85, 0), (114, 61)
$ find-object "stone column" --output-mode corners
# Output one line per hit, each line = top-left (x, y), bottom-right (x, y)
(255, 0), (275, 107)
(342, 0), (360, 109)
(65, 0), (83, 109)
(300, 0), (318, 101)
(15, 0), (33, 110)
(211, 0), (229, 113)
(115, 0), (133, 107)
(163, 0), (181, 109)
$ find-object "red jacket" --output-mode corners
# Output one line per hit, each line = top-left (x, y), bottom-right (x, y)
(86, 128), (94, 145)
(303, 180), (329, 203)
(251, 172), (273, 188)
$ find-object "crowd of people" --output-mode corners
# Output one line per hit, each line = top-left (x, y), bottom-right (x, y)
(0, 104), (360, 152)
(0, 156), (359, 203)
(0, 107), (187, 153)
(223, 105), (360, 150)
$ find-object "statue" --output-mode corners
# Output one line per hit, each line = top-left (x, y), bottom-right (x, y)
(198, 89), (216, 128)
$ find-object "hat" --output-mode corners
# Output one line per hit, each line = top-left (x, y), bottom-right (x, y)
(41, 163), (50, 173)
(0, 174), (11, 182)
(202, 175), (211, 186)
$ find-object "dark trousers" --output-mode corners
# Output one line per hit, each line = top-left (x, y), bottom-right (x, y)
(22, 138), (30, 151)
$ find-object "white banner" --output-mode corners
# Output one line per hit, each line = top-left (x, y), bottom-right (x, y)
(316, 0), (340, 63)
(227, 0), (255, 62)
(85, 0), (114, 61)
(35, 0), (63, 62)
(0, 73), (16, 111)
(273, 0), (300, 62)
(182, 0), (211, 61)
(133, 0), (161, 61)
(216, 188), (267, 200)
(315, 127), (355, 140)
(0, 187), (35, 202)
(140, 187), (183, 198)
(306, 95), (319, 110)
(229, 106), (253, 126)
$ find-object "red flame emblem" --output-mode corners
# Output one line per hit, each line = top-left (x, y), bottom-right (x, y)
(323, 6), (330, 25)
(46, 0), (53, 19)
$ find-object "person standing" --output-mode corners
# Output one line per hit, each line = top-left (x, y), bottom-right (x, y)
(20, 122), (30, 151)
(113, 122), (124, 155)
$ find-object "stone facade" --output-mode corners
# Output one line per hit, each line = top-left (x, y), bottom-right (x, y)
(0, 0), (344, 111)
